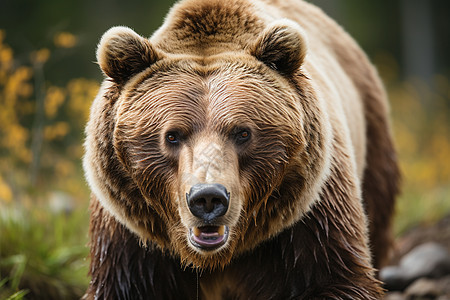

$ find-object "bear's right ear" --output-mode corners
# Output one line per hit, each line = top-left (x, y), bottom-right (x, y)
(96, 26), (159, 83)
(251, 20), (307, 76)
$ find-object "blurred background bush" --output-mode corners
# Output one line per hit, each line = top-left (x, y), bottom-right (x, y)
(0, 0), (449, 298)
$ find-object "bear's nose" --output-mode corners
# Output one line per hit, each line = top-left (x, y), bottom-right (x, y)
(186, 183), (229, 222)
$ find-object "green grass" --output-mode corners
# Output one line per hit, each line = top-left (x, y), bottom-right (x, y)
(394, 185), (450, 236)
(0, 204), (90, 300)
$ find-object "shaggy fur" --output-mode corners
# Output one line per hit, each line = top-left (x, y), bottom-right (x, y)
(83, 0), (400, 299)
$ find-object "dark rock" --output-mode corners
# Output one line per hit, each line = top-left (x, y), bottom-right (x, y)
(381, 266), (409, 291)
(380, 242), (450, 291)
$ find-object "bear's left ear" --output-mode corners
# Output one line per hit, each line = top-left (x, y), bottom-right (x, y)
(251, 20), (307, 75)
(96, 26), (159, 83)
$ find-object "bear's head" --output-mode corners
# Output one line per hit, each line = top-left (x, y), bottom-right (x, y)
(84, 14), (332, 269)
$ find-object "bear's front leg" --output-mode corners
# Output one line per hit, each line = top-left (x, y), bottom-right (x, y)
(84, 197), (198, 300)
(283, 146), (385, 299)
(290, 160), (384, 299)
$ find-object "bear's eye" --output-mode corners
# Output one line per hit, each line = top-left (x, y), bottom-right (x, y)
(166, 132), (181, 145)
(234, 128), (251, 145)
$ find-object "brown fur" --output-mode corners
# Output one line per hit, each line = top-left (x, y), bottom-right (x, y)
(83, 0), (400, 298)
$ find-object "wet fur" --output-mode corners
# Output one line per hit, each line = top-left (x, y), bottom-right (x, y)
(83, 0), (400, 299)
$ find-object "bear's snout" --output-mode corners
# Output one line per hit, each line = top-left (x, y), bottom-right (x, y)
(186, 183), (230, 223)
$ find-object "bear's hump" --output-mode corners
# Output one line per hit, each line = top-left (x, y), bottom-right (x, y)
(151, 0), (268, 55)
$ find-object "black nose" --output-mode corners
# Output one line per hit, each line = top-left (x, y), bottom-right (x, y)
(186, 183), (229, 222)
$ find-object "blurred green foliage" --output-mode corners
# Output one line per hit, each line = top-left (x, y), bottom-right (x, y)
(388, 75), (450, 234)
(0, 0), (177, 85)
(0, 0), (449, 298)
(0, 206), (89, 299)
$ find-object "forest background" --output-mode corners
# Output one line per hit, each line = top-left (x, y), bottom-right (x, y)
(0, 0), (449, 299)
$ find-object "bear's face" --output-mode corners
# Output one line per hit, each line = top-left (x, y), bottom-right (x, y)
(86, 23), (331, 268)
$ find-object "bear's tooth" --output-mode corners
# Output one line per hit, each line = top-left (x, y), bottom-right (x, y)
(218, 225), (225, 236)
(193, 227), (201, 237)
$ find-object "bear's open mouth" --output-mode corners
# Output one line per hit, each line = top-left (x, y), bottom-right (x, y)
(189, 225), (229, 250)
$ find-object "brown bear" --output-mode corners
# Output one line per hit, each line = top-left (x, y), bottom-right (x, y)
(83, 0), (400, 299)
